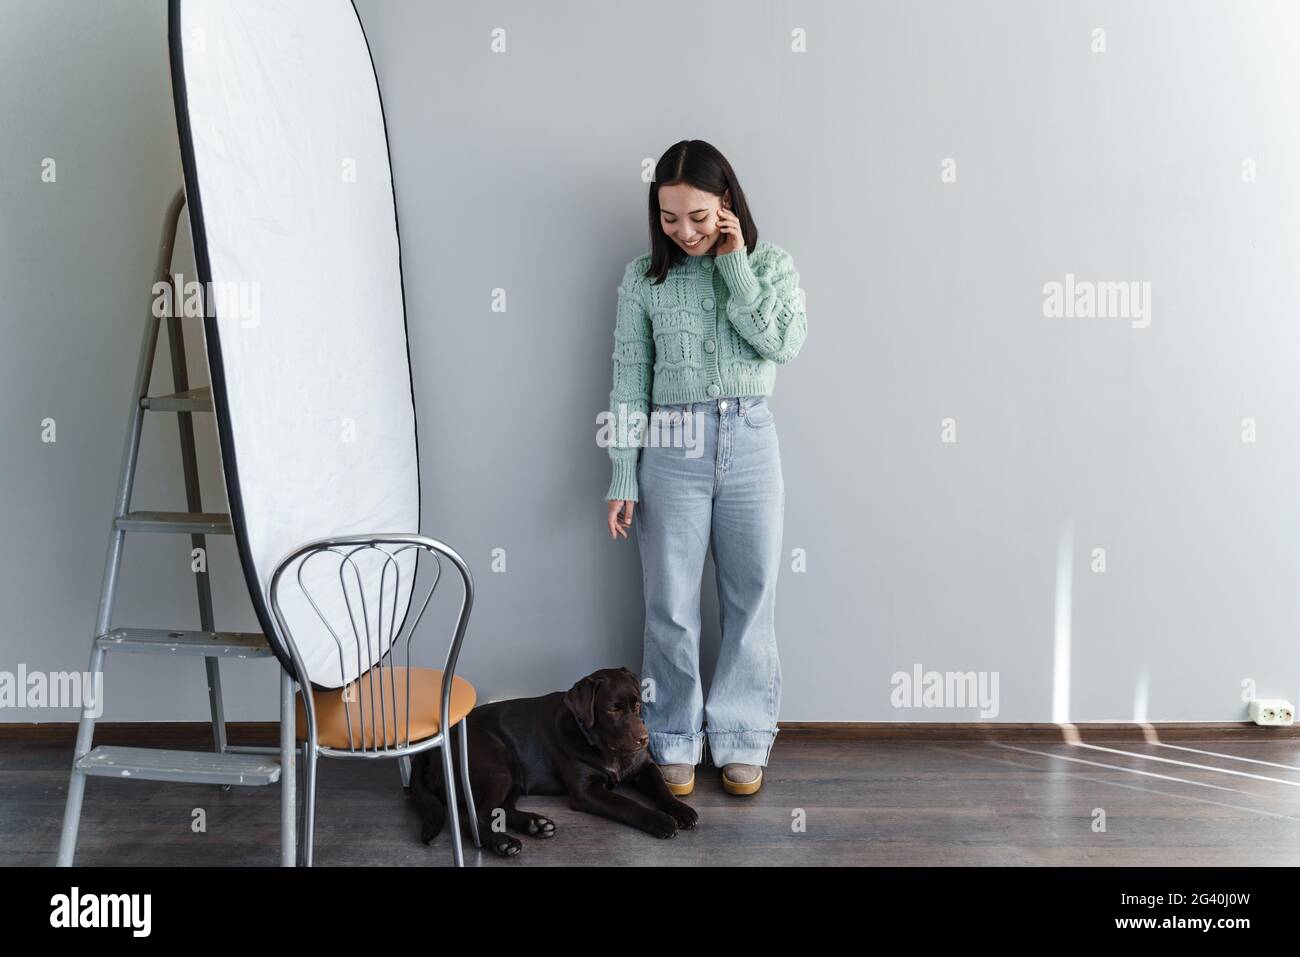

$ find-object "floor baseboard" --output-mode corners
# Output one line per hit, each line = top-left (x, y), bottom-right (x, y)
(1, 719), (1295, 745)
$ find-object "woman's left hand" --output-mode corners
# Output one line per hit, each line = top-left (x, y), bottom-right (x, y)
(715, 206), (743, 256)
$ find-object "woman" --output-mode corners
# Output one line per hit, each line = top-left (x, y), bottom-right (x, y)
(604, 140), (807, 797)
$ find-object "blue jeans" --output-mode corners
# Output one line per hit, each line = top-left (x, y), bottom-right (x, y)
(635, 395), (784, 768)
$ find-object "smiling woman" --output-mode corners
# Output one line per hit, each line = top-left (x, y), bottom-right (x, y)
(603, 139), (807, 800)
(604, 142), (806, 506)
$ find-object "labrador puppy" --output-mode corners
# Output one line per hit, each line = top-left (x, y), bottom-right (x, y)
(409, 667), (698, 856)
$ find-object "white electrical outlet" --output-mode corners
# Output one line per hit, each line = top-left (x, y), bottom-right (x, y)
(1248, 698), (1295, 726)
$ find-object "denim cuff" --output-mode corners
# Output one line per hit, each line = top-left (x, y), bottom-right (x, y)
(705, 729), (779, 768)
(648, 730), (704, 765)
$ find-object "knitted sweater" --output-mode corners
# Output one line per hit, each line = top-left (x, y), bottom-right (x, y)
(606, 238), (807, 502)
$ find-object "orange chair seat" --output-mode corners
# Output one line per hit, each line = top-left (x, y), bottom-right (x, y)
(296, 665), (476, 749)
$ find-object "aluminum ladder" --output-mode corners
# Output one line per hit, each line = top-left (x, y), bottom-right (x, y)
(56, 188), (297, 866)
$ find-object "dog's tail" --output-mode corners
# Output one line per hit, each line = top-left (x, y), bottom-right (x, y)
(408, 751), (447, 844)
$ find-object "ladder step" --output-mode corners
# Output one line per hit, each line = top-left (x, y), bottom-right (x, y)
(76, 746), (281, 786)
(97, 628), (273, 659)
(140, 385), (213, 412)
(115, 511), (232, 534)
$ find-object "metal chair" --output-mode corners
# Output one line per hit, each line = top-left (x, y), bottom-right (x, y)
(268, 533), (480, 866)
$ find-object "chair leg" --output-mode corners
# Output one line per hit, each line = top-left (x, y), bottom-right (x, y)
(457, 719), (481, 849)
(296, 743), (307, 867)
(279, 669), (297, 867)
(398, 754), (412, 793)
(301, 742), (318, 867)
(440, 737), (463, 866)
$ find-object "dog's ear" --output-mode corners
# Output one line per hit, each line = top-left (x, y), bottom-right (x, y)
(564, 674), (605, 729)
(620, 667), (643, 693)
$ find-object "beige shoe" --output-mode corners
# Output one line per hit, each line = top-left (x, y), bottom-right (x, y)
(658, 763), (695, 796)
(722, 763), (763, 795)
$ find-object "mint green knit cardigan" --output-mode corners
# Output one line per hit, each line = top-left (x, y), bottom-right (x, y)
(606, 239), (807, 502)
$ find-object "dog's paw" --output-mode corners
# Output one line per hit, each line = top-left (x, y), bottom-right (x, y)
(420, 826), (438, 846)
(491, 835), (523, 857)
(525, 814), (556, 838)
(669, 802), (698, 830)
(646, 812), (679, 839)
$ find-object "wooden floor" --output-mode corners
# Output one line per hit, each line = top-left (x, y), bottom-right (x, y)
(6, 732), (1300, 866)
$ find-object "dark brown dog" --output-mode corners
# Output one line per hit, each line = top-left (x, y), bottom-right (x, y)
(409, 667), (698, 855)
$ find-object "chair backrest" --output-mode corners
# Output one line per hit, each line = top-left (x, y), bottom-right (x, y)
(269, 535), (474, 753)
(168, 0), (420, 687)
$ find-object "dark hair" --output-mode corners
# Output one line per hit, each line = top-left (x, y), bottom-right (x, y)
(644, 140), (758, 284)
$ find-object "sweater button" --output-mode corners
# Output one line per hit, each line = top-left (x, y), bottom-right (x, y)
(704, 339), (715, 354)
(702, 296), (714, 310)
(706, 384), (720, 397)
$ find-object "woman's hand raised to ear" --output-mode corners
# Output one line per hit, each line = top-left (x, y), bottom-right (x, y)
(714, 206), (744, 256)
(608, 500), (635, 540)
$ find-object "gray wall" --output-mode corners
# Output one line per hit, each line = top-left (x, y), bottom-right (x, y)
(4, 0), (1299, 724)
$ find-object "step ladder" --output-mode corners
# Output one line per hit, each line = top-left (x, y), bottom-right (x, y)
(56, 189), (298, 866)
